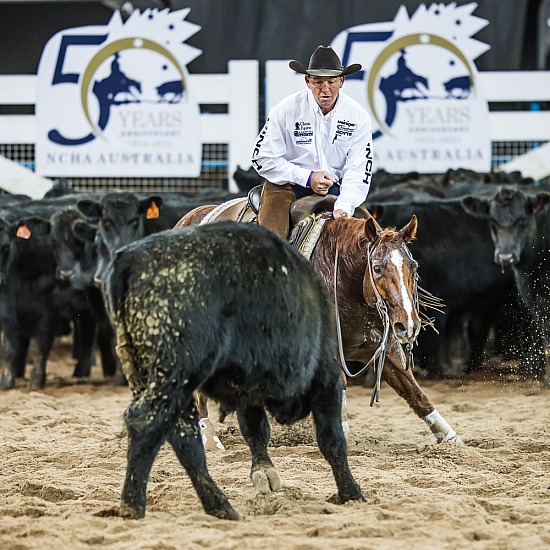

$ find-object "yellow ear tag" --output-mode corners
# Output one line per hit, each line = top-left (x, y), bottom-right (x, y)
(16, 225), (31, 239)
(146, 201), (160, 219)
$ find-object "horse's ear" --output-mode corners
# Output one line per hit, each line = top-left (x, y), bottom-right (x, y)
(400, 215), (418, 243)
(461, 195), (490, 219)
(364, 216), (381, 242)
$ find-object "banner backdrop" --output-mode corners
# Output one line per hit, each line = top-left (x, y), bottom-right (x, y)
(169, 0), (530, 74)
(331, 3), (492, 173)
(36, 8), (202, 177)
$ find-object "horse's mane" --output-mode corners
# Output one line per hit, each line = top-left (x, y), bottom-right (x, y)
(312, 217), (401, 295)
(317, 217), (401, 256)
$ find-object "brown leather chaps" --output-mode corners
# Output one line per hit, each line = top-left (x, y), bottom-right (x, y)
(257, 179), (296, 239)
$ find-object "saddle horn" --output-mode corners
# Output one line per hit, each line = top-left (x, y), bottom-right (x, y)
(290, 195), (337, 225)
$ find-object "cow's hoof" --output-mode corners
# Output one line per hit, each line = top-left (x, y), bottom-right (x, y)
(72, 367), (92, 378)
(113, 371), (129, 387)
(252, 467), (281, 493)
(28, 374), (45, 390)
(210, 506), (241, 521)
(120, 503), (144, 520)
(336, 484), (366, 504)
(0, 370), (15, 390)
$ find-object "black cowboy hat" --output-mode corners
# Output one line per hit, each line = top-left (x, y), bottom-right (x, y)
(289, 45), (362, 77)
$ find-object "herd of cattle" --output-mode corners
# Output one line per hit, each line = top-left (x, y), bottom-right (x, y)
(0, 165), (548, 391)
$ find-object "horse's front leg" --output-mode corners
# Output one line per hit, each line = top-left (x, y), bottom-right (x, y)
(194, 390), (225, 451)
(382, 349), (462, 444)
(339, 369), (351, 444)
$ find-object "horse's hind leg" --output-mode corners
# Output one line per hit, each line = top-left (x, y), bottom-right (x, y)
(194, 390), (225, 451)
(382, 353), (462, 443)
(236, 405), (281, 493)
(168, 404), (239, 520)
(120, 397), (170, 519)
(310, 384), (364, 504)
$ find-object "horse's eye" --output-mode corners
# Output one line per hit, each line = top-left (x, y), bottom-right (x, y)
(373, 266), (382, 274)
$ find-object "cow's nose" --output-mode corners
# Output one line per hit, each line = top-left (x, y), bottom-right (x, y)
(56, 267), (73, 281)
(496, 253), (514, 266)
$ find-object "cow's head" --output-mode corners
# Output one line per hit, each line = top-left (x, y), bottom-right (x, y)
(77, 192), (162, 285)
(462, 187), (550, 267)
(50, 208), (99, 290)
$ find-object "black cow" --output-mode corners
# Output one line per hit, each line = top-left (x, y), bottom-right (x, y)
(49, 207), (119, 379)
(367, 197), (518, 377)
(442, 168), (536, 198)
(232, 165), (262, 193)
(76, 191), (164, 285)
(105, 222), (364, 520)
(461, 186), (550, 385)
(0, 207), (69, 389)
(0, 194), (113, 389)
(77, 190), (246, 286)
(367, 178), (446, 202)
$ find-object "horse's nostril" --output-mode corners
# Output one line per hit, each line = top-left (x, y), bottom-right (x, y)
(394, 322), (407, 335)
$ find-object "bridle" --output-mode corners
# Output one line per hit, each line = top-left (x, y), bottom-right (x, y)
(333, 235), (419, 406)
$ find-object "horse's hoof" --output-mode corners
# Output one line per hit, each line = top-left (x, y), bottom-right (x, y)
(441, 433), (463, 444)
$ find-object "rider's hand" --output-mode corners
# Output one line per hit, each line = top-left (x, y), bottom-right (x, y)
(333, 210), (349, 219)
(309, 171), (336, 196)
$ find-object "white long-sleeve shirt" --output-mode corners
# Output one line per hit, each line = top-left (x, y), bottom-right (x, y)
(251, 88), (373, 216)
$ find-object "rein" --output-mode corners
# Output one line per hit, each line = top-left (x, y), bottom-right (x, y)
(333, 237), (417, 406)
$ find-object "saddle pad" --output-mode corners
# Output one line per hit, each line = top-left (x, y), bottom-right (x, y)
(200, 197), (248, 225)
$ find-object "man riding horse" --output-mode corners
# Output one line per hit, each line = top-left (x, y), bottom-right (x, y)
(176, 47), (462, 452)
(251, 45), (373, 238)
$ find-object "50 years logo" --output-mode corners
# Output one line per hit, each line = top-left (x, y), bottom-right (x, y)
(36, 8), (202, 177)
(330, 2), (492, 173)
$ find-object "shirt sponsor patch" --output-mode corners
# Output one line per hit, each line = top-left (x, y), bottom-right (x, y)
(333, 120), (356, 142)
(294, 121), (313, 145)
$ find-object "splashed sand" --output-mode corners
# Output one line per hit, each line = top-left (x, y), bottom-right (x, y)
(1, 344), (549, 550)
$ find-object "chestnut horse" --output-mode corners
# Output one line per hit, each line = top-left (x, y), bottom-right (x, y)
(174, 199), (462, 449)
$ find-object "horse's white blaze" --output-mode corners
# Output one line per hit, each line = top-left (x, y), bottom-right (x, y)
(390, 249), (414, 335)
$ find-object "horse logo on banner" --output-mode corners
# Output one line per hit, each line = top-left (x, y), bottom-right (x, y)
(36, 8), (202, 178)
(331, 2), (491, 173)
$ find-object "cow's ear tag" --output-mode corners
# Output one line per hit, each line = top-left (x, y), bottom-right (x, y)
(16, 225), (31, 239)
(146, 201), (160, 219)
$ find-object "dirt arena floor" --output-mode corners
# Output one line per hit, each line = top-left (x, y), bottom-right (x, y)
(1, 342), (549, 550)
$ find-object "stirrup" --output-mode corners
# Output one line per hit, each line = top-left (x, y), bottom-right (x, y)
(247, 184), (263, 214)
